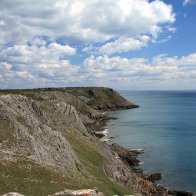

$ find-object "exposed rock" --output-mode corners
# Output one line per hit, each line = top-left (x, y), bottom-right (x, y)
(0, 94), (79, 174)
(0, 87), (193, 196)
(50, 188), (104, 196)
(168, 190), (193, 196)
(1, 193), (25, 196)
(147, 173), (162, 183)
(88, 89), (96, 97)
(31, 101), (43, 116)
(111, 143), (141, 167)
(156, 185), (168, 195)
(94, 132), (105, 138)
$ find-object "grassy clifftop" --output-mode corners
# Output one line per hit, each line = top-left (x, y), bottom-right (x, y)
(0, 87), (139, 110)
(65, 87), (139, 110)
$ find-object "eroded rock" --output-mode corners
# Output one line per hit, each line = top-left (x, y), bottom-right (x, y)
(1, 193), (25, 196)
(111, 143), (141, 167)
(50, 188), (104, 196)
(147, 173), (162, 183)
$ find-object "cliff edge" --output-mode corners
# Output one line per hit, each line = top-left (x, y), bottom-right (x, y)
(0, 88), (192, 196)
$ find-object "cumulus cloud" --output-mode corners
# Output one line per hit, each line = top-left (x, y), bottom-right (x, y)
(0, 39), (78, 88)
(98, 35), (150, 55)
(1, 0), (194, 89)
(79, 54), (196, 89)
(0, 48), (195, 89)
(1, 40), (76, 63)
(0, 62), (12, 71)
(82, 55), (176, 78)
(0, 0), (175, 46)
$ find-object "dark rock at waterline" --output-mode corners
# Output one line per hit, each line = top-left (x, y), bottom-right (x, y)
(94, 132), (105, 138)
(96, 103), (139, 111)
(133, 167), (143, 174)
(168, 190), (193, 196)
(109, 116), (118, 120)
(111, 143), (140, 167)
(147, 173), (162, 183)
(156, 184), (167, 194)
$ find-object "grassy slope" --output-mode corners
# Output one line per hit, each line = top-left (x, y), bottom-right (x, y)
(0, 159), (76, 196)
(0, 90), (132, 195)
(0, 131), (132, 196)
(0, 87), (131, 107)
(65, 87), (129, 106)
(64, 131), (132, 196)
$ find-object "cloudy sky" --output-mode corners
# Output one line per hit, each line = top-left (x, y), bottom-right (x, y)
(0, 0), (196, 90)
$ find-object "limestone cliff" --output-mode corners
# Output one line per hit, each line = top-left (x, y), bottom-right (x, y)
(0, 88), (191, 196)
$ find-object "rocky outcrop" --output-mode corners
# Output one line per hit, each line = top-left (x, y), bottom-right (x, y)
(0, 94), (79, 174)
(1, 89), (138, 195)
(168, 190), (193, 196)
(1, 189), (104, 196)
(50, 188), (104, 196)
(147, 173), (162, 183)
(1, 193), (25, 196)
(111, 143), (141, 167)
(0, 88), (193, 196)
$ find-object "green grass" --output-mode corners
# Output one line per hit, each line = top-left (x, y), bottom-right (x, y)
(80, 163), (132, 196)
(0, 87), (128, 107)
(0, 87), (133, 195)
(0, 90), (44, 101)
(0, 157), (132, 196)
(65, 87), (128, 107)
(0, 159), (81, 196)
(0, 119), (132, 195)
(65, 132), (132, 195)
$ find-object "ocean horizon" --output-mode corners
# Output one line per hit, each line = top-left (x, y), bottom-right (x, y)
(107, 90), (196, 193)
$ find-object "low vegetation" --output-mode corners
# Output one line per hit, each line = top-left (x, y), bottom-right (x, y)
(0, 87), (133, 195)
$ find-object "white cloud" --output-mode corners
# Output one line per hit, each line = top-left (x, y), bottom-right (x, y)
(0, 41), (76, 64)
(15, 71), (35, 79)
(82, 55), (177, 77)
(152, 53), (196, 67)
(0, 50), (196, 89)
(79, 54), (196, 89)
(1, 0), (194, 90)
(47, 43), (76, 56)
(0, 40), (79, 88)
(98, 35), (150, 55)
(0, 62), (12, 71)
(0, 0), (175, 46)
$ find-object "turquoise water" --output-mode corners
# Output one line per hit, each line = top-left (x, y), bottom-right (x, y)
(107, 91), (196, 192)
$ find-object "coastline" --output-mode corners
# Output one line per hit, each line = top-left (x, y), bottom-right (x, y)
(93, 109), (194, 196)
(0, 87), (194, 195)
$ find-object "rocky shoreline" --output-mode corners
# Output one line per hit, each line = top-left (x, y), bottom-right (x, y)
(0, 87), (194, 196)
(92, 110), (194, 196)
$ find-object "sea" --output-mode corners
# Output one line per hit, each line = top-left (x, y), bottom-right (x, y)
(107, 91), (196, 193)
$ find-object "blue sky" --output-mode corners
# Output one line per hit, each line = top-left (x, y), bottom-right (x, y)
(0, 0), (195, 90)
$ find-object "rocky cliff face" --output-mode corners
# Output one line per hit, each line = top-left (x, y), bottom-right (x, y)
(0, 94), (80, 173)
(0, 88), (192, 196)
(65, 87), (139, 110)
